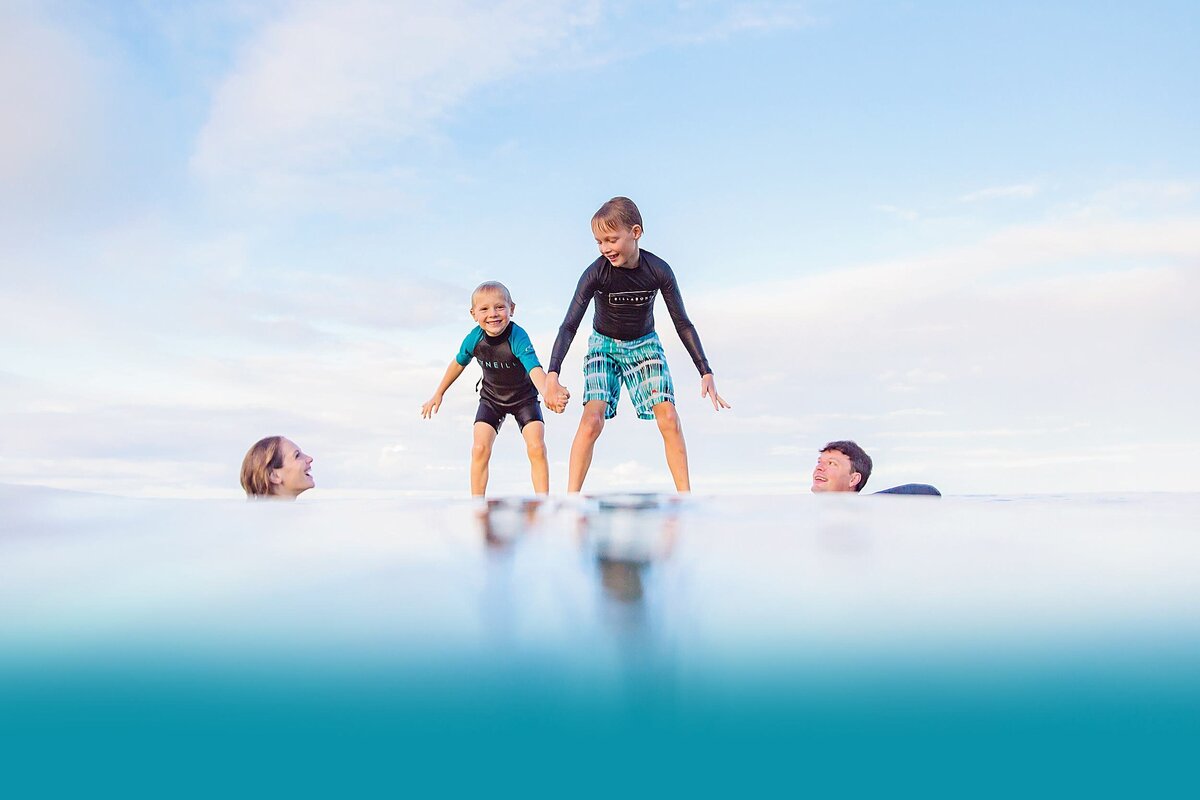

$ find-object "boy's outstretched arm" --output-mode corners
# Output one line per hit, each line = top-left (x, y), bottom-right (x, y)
(421, 360), (466, 418)
(700, 373), (731, 411)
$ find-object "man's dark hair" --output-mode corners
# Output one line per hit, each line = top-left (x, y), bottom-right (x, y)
(820, 440), (872, 492)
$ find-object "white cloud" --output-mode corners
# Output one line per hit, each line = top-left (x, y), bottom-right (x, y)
(668, 1), (817, 43)
(230, 271), (468, 332)
(676, 194), (1200, 493)
(191, 0), (598, 207)
(959, 183), (1041, 202)
(874, 203), (920, 221)
(0, 4), (109, 219)
(880, 369), (949, 393)
(188, 0), (819, 211)
(879, 424), (1090, 440)
(983, 215), (1200, 260)
(1082, 179), (1197, 212)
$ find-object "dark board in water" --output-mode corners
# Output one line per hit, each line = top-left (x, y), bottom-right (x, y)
(875, 482), (942, 494)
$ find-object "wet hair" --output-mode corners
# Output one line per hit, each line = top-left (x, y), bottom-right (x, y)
(821, 440), (872, 492)
(471, 281), (513, 307)
(240, 435), (285, 497)
(591, 196), (643, 233)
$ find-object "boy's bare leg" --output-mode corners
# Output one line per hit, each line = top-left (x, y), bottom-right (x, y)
(568, 400), (609, 493)
(653, 401), (690, 492)
(470, 422), (497, 496)
(521, 420), (549, 495)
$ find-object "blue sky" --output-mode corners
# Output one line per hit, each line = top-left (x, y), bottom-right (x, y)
(1, 0), (1197, 496)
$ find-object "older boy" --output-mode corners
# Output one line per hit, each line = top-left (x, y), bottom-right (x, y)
(544, 197), (729, 493)
(422, 281), (562, 496)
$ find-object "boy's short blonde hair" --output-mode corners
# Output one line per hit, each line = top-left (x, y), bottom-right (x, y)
(591, 196), (643, 233)
(472, 281), (513, 307)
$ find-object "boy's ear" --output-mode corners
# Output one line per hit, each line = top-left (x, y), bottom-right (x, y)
(631, 224), (643, 240)
(510, 302), (516, 315)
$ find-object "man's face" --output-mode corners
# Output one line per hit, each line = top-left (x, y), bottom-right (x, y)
(811, 449), (861, 493)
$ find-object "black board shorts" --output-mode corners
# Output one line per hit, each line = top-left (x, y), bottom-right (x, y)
(475, 398), (543, 432)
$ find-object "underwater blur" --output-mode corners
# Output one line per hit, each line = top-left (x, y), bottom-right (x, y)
(2, 486), (1198, 795)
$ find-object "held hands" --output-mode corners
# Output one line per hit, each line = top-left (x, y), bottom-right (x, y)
(549, 385), (571, 413)
(420, 394), (442, 419)
(701, 374), (731, 411)
(543, 374), (571, 414)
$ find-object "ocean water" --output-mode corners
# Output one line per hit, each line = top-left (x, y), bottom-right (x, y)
(2, 485), (1198, 795)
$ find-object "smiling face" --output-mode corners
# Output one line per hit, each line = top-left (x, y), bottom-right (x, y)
(811, 449), (861, 493)
(270, 438), (314, 498)
(470, 289), (513, 337)
(593, 221), (642, 269)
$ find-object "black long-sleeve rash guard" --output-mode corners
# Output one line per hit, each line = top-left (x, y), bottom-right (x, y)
(547, 249), (712, 376)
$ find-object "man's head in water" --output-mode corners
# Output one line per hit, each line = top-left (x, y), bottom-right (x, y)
(811, 440), (872, 493)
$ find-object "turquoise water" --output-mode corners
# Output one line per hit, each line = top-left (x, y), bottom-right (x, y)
(2, 487), (1198, 795)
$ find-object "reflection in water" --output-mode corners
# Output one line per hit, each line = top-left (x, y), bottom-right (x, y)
(4, 489), (1200, 794)
(470, 492), (682, 652)
(475, 497), (545, 550)
(473, 494), (680, 603)
(578, 494), (679, 605)
(597, 559), (644, 603)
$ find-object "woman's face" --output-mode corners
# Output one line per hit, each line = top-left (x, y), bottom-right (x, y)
(271, 438), (314, 498)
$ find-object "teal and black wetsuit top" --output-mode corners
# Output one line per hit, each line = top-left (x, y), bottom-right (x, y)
(456, 321), (541, 408)
(547, 249), (712, 376)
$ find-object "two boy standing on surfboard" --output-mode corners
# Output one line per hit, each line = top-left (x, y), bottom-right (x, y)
(421, 196), (730, 495)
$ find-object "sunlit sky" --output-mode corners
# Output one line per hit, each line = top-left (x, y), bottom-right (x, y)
(2, 0), (1197, 497)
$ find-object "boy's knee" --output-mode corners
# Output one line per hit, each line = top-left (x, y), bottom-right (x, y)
(471, 441), (492, 460)
(654, 403), (680, 433)
(578, 412), (605, 440)
(525, 438), (546, 461)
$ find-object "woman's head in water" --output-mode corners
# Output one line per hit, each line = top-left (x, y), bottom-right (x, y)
(240, 436), (314, 499)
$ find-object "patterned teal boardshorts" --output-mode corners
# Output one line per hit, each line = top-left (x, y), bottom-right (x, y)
(583, 331), (675, 420)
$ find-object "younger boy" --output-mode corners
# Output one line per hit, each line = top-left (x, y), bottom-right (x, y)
(543, 197), (729, 493)
(421, 281), (563, 495)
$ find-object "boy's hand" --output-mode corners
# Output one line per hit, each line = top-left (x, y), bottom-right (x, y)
(700, 374), (730, 411)
(420, 395), (442, 418)
(544, 385), (570, 413)
(553, 386), (571, 413)
(544, 373), (569, 414)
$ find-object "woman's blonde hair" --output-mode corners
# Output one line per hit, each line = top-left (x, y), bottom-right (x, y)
(240, 435), (285, 497)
